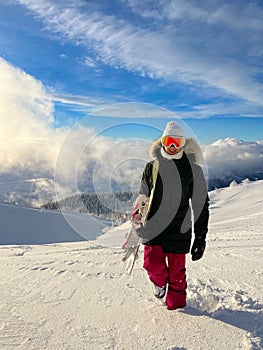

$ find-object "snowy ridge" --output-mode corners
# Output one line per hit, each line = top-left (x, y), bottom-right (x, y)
(0, 181), (262, 349)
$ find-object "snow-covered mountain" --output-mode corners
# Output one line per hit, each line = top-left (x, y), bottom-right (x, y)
(0, 180), (262, 349)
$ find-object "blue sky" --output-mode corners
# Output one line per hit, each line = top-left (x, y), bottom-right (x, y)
(1, 0), (263, 143)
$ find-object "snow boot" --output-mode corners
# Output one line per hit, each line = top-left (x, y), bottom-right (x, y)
(152, 284), (166, 299)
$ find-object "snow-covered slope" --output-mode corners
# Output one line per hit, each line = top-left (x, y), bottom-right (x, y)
(0, 181), (262, 350)
(0, 204), (109, 245)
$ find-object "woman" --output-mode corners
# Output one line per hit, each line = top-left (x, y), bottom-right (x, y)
(137, 121), (209, 310)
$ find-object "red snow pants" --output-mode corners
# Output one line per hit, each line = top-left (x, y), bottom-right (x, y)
(143, 245), (187, 310)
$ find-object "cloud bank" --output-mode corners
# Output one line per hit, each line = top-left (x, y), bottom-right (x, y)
(203, 138), (263, 181)
(0, 57), (63, 174)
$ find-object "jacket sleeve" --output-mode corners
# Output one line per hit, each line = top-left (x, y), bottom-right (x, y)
(191, 165), (209, 238)
(139, 162), (152, 197)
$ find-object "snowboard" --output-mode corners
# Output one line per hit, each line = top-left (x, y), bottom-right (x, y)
(121, 161), (159, 275)
(121, 193), (152, 275)
(122, 225), (141, 275)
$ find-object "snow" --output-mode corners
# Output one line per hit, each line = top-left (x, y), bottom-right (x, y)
(0, 181), (262, 349)
(0, 204), (109, 245)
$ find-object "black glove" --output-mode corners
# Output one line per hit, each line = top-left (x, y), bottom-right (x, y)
(191, 237), (206, 261)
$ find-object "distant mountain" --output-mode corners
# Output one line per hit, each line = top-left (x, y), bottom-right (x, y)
(208, 173), (263, 190)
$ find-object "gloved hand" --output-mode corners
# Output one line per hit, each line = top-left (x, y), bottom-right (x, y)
(191, 237), (206, 261)
(136, 224), (152, 240)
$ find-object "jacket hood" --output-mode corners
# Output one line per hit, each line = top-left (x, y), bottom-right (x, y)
(149, 137), (205, 165)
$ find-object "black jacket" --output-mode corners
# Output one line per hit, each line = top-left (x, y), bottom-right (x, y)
(138, 142), (209, 254)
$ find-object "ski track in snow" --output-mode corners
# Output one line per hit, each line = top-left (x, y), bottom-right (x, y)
(0, 180), (262, 349)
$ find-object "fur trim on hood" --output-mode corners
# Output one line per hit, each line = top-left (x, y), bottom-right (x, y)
(149, 137), (205, 165)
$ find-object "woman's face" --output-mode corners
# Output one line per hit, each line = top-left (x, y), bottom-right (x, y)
(164, 144), (182, 155)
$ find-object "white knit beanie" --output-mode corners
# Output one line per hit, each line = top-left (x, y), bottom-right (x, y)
(162, 121), (185, 138)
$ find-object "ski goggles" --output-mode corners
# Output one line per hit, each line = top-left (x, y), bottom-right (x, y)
(161, 135), (185, 148)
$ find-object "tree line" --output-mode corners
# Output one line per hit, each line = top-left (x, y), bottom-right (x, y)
(41, 191), (138, 221)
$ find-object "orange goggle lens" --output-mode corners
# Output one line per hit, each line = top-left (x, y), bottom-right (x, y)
(161, 136), (185, 148)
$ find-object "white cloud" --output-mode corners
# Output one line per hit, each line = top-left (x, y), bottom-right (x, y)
(92, 102), (178, 119)
(84, 56), (97, 68)
(0, 57), (65, 173)
(52, 93), (105, 112)
(54, 124), (151, 200)
(177, 99), (263, 119)
(14, 0), (263, 109)
(1, 178), (57, 207)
